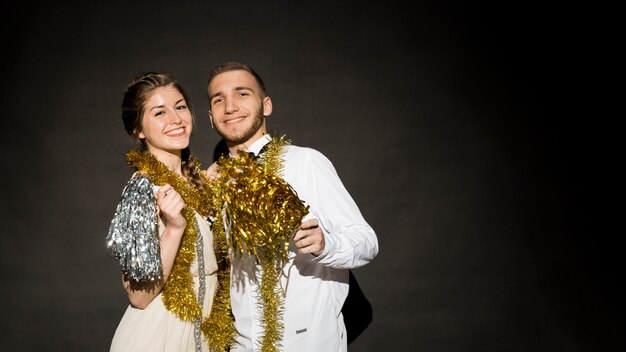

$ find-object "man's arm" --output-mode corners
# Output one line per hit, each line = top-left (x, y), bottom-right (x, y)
(288, 147), (378, 269)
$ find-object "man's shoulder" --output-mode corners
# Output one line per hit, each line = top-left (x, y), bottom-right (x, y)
(281, 145), (338, 178)
(284, 144), (328, 162)
(284, 143), (315, 153)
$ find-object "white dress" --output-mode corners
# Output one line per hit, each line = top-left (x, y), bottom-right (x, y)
(110, 212), (218, 352)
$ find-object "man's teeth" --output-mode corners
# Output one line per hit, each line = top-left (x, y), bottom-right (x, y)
(226, 117), (244, 124)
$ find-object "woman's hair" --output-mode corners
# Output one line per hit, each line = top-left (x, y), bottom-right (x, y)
(121, 72), (206, 191)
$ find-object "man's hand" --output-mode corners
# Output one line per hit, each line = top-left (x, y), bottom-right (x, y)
(202, 162), (221, 181)
(293, 218), (325, 256)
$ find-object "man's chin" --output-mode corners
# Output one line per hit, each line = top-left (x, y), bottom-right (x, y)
(218, 130), (255, 145)
(222, 135), (247, 145)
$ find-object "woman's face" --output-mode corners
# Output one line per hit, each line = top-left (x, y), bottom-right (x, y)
(138, 86), (193, 160)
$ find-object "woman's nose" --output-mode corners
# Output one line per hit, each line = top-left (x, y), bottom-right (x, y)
(169, 110), (183, 123)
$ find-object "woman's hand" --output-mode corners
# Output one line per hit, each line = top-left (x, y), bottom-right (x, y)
(155, 184), (186, 231)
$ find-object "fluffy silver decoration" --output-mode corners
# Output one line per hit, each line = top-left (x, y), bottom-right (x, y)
(106, 173), (162, 282)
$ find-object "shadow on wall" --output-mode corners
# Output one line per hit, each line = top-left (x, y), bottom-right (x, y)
(344, 270), (373, 344)
(211, 139), (374, 344)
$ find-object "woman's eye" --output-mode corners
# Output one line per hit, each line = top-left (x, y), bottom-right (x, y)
(154, 110), (165, 117)
(176, 105), (187, 110)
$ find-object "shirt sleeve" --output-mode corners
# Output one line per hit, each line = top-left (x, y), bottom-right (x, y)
(287, 147), (379, 269)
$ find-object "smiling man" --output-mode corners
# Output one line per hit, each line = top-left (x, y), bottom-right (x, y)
(206, 61), (378, 352)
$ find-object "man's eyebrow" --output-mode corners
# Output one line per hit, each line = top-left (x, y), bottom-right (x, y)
(209, 91), (223, 100)
(234, 86), (254, 92)
(210, 86), (255, 100)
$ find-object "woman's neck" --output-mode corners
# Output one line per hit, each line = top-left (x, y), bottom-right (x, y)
(150, 149), (183, 175)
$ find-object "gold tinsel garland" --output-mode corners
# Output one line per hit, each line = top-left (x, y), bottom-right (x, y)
(209, 135), (309, 352)
(126, 149), (235, 352)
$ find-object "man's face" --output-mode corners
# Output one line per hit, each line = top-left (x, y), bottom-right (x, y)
(208, 70), (271, 146)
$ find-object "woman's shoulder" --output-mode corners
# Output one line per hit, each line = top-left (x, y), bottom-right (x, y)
(119, 171), (154, 196)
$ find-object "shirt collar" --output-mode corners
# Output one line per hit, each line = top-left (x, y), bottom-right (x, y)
(246, 133), (272, 156)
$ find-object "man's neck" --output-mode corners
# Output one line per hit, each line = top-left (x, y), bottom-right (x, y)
(227, 132), (270, 157)
(227, 143), (248, 157)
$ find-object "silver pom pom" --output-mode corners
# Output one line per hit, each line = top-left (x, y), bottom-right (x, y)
(106, 173), (162, 281)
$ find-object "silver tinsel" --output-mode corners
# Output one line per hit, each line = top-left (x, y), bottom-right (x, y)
(194, 217), (206, 352)
(106, 173), (162, 282)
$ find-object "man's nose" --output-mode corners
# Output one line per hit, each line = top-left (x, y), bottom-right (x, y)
(225, 98), (238, 114)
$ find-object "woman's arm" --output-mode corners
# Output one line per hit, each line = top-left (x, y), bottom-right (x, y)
(123, 184), (187, 308)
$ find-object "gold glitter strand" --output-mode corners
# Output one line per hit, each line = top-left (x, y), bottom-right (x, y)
(258, 252), (285, 352)
(161, 208), (202, 320)
(203, 210), (237, 351)
(258, 134), (286, 177)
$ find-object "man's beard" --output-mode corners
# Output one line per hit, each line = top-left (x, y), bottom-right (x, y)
(216, 106), (264, 145)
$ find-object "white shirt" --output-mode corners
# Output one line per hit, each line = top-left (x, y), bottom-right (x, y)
(229, 135), (379, 352)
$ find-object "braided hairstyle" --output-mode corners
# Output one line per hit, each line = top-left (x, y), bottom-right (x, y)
(121, 72), (209, 199)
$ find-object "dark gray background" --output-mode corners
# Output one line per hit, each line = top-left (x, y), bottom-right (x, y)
(1, 1), (621, 351)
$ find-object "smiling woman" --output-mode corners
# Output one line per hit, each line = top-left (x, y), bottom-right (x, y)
(106, 72), (235, 352)
(137, 86), (194, 167)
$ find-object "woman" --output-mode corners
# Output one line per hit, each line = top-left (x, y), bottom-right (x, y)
(106, 72), (233, 352)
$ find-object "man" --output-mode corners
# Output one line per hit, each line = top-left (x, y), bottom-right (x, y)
(206, 61), (378, 351)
